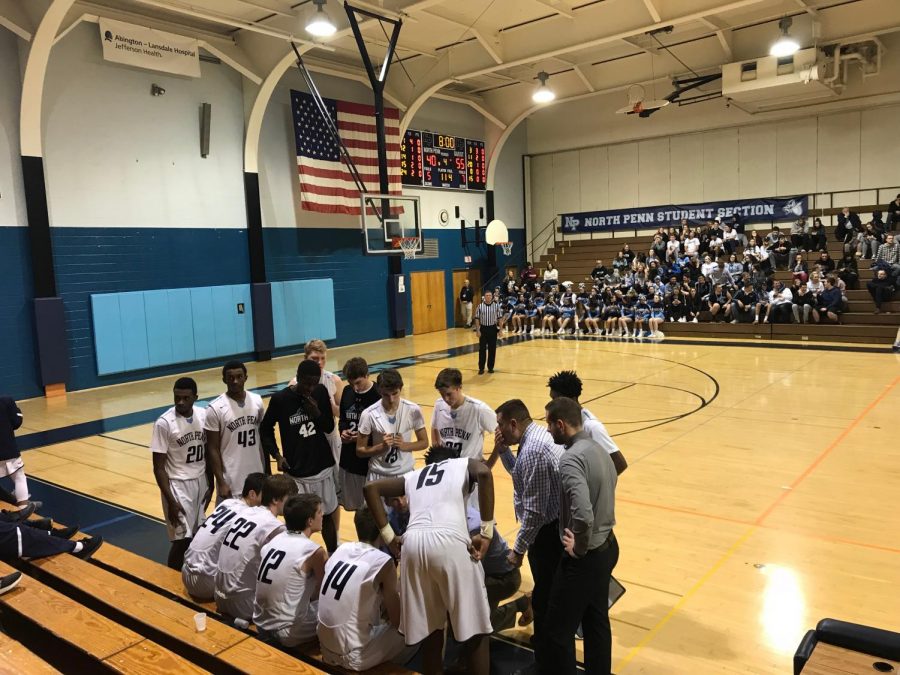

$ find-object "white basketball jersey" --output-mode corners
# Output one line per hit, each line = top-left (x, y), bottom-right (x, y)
(582, 408), (620, 456)
(317, 542), (391, 655)
(358, 399), (425, 477)
(204, 392), (265, 495)
(150, 407), (207, 480)
(183, 498), (248, 577)
(404, 458), (470, 544)
(215, 506), (284, 597)
(321, 370), (342, 460)
(431, 396), (496, 460)
(253, 531), (321, 632)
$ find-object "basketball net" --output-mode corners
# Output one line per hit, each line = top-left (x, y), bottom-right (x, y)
(497, 241), (514, 256)
(399, 237), (419, 260)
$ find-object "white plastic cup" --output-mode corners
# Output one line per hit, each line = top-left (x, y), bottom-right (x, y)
(193, 612), (207, 632)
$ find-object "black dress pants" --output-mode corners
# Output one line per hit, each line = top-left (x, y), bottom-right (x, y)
(0, 521), (75, 560)
(529, 521), (563, 672)
(478, 325), (498, 371)
(543, 535), (620, 675)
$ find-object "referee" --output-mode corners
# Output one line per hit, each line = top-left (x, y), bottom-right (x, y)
(474, 291), (504, 374)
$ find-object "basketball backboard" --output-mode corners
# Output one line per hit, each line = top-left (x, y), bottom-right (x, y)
(361, 193), (423, 255)
(485, 219), (508, 245)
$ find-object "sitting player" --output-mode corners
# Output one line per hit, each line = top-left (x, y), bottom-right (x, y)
(182, 472), (264, 601)
(364, 446), (495, 675)
(253, 494), (327, 647)
(215, 474), (298, 624)
(317, 507), (415, 671)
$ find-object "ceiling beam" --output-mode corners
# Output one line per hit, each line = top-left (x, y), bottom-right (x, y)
(699, 15), (733, 60)
(572, 64), (595, 92)
(230, 0), (293, 19)
(432, 92), (506, 127)
(531, 0), (574, 20)
(0, 0), (33, 40)
(417, 9), (502, 63)
(641, 0), (661, 23)
(793, 0), (819, 18)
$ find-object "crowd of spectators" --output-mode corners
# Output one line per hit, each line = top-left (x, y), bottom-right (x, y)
(492, 208), (899, 338)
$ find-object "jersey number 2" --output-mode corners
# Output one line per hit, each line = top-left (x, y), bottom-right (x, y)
(223, 518), (257, 550)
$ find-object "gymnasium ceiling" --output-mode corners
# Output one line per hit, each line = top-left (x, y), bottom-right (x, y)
(6, 0), (900, 129)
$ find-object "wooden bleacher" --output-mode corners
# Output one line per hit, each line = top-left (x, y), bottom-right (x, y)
(0, 501), (415, 675)
(541, 221), (899, 345)
(0, 632), (59, 674)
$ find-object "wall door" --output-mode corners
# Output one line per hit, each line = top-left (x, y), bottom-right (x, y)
(411, 270), (447, 334)
(451, 268), (482, 327)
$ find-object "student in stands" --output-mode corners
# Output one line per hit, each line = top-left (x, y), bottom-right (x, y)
(867, 269), (897, 314)
(790, 282), (816, 324)
(215, 474), (298, 623)
(254, 494), (326, 648)
(763, 281), (793, 324)
(731, 281), (760, 324)
(814, 276), (844, 324)
(182, 472), (264, 601)
(835, 252), (859, 289)
(317, 507), (415, 671)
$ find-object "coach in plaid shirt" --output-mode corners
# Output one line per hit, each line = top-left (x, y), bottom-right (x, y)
(488, 399), (563, 673)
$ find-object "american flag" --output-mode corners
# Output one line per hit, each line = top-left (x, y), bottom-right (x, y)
(291, 90), (402, 215)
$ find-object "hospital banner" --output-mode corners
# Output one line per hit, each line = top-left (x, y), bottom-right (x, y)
(99, 18), (201, 78)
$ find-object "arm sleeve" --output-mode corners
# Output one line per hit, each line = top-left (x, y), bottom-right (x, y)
(149, 418), (170, 455)
(512, 453), (554, 554)
(499, 448), (516, 474)
(409, 404), (426, 431)
(260, 397), (281, 458)
(357, 409), (374, 436)
(314, 387), (335, 433)
(560, 455), (594, 558)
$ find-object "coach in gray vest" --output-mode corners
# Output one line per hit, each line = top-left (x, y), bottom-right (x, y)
(543, 397), (618, 675)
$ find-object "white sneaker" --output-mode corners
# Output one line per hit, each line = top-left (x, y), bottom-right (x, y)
(731, 319), (738, 324)
(557, 328), (565, 335)
(752, 318), (759, 324)
(678, 317), (687, 323)
(692, 317), (699, 323)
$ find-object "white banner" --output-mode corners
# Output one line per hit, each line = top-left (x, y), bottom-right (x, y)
(99, 18), (200, 78)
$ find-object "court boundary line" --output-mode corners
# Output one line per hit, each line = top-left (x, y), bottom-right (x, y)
(613, 374), (899, 672)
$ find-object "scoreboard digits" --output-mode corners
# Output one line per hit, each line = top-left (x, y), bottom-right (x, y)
(401, 129), (487, 191)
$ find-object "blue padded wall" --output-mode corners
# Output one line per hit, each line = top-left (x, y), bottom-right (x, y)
(91, 283), (254, 376)
(271, 279), (336, 348)
(0, 227), (39, 398)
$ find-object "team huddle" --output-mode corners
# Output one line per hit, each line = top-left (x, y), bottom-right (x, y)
(150, 339), (624, 674)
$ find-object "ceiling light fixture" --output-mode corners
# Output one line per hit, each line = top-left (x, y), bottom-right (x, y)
(532, 71), (555, 103)
(769, 16), (800, 57)
(306, 0), (336, 38)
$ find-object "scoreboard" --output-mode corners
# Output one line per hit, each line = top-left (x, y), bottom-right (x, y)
(400, 129), (487, 191)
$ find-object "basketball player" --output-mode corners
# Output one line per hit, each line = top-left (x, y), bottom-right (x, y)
(182, 472), (264, 601)
(547, 371), (628, 475)
(364, 446), (495, 675)
(356, 369), (427, 483)
(214, 474), (298, 623)
(253, 494), (327, 647)
(338, 358), (381, 512)
(150, 377), (211, 570)
(0, 395), (40, 512)
(317, 506), (414, 672)
(431, 368), (496, 504)
(205, 361), (266, 503)
(261, 360), (338, 553)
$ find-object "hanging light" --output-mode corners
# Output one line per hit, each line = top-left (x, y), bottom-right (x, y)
(532, 71), (555, 103)
(306, 0), (336, 37)
(769, 16), (800, 57)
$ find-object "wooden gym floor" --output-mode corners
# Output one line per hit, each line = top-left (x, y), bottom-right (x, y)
(12, 330), (900, 674)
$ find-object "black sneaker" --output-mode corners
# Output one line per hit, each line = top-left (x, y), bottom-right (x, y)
(575, 623), (584, 640)
(0, 572), (22, 596)
(478, 370), (484, 374)
(28, 517), (53, 531)
(51, 526), (79, 540)
(13, 503), (36, 521)
(18, 501), (42, 512)
(72, 536), (103, 560)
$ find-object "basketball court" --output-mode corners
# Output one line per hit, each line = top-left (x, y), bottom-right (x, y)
(12, 331), (899, 673)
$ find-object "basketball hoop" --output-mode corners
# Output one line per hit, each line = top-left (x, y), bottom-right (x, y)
(497, 241), (514, 256)
(398, 237), (420, 259)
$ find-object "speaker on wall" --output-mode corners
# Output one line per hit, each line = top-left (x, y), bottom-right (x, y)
(479, 206), (484, 219)
(454, 206), (460, 218)
(200, 103), (212, 158)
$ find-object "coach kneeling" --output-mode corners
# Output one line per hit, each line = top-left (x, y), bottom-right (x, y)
(543, 397), (619, 675)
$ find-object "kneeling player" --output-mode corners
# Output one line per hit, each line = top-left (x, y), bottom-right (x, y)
(317, 507), (415, 671)
(364, 447), (494, 675)
(182, 472), (264, 601)
(253, 494), (327, 647)
(215, 474), (298, 623)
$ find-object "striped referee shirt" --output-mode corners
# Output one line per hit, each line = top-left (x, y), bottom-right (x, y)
(475, 300), (503, 326)
(499, 421), (563, 554)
